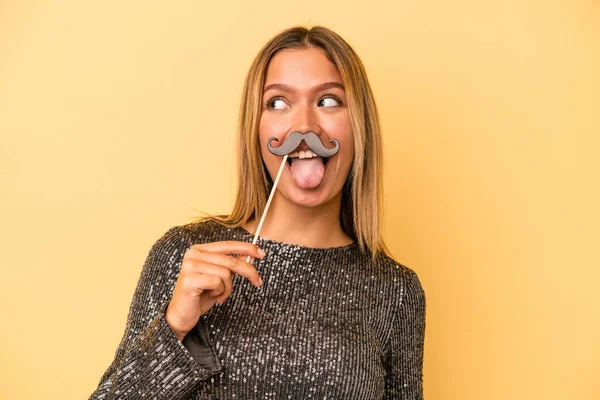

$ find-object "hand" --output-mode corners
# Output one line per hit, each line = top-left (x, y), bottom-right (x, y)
(165, 241), (265, 341)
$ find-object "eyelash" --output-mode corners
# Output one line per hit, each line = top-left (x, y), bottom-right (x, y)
(264, 94), (343, 109)
(319, 94), (343, 107)
(265, 96), (285, 109)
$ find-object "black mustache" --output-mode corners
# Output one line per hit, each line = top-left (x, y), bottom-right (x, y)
(267, 131), (340, 158)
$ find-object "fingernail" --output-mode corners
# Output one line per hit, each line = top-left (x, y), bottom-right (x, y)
(258, 277), (264, 286)
(258, 248), (266, 257)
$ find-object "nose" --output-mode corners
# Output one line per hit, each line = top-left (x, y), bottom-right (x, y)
(291, 102), (321, 136)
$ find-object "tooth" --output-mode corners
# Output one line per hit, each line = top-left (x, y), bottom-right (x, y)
(311, 151), (317, 157)
(290, 151), (298, 158)
(305, 152), (313, 159)
(299, 151), (306, 159)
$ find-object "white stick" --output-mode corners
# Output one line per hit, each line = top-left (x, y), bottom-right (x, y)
(245, 154), (288, 264)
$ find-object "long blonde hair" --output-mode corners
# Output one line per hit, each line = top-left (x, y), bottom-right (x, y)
(198, 26), (388, 256)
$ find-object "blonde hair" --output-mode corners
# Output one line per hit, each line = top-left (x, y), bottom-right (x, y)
(199, 26), (388, 256)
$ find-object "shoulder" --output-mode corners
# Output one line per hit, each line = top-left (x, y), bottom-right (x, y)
(141, 219), (230, 271)
(372, 252), (426, 306)
(156, 218), (238, 249)
(371, 251), (420, 281)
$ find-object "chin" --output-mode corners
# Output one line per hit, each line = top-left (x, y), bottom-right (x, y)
(286, 188), (328, 208)
(281, 181), (344, 209)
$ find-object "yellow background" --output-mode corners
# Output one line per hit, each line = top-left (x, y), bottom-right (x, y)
(1, 1), (599, 399)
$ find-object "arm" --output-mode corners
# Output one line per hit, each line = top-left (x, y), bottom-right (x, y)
(88, 226), (222, 400)
(383, 268), (427, 400)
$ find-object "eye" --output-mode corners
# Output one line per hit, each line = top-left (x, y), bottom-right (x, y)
(266, 96), (289, 110)
(318, 95), (342, 108)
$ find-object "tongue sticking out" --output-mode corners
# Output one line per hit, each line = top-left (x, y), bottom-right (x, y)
(290, 158), (325, 189)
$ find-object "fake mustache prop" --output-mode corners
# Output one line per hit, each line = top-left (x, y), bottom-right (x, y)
(267, 131), (340, 157)
(245, 131), (341, 264)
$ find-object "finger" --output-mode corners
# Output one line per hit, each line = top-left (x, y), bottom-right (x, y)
(216, 292), (229, 304)
(181, 272), (225, 297)
(192, 249), (262, 287)
(191, 241), (266, 259)
(192, 263), (233, 300)
(202, 275), (226, 298)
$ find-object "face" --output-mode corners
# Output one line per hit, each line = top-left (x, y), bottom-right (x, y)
(259, 47), (354, 208)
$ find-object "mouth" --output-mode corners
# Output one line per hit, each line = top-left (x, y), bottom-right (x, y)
(286, 150), (330, 166)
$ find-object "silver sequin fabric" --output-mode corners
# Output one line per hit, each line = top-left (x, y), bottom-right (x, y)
(89, 220), (426, 399)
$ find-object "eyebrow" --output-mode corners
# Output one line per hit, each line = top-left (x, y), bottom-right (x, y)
(263, 81), (345, 93)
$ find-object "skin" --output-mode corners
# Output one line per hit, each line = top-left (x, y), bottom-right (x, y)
(166, 241), (264, 341)
(246, 47), (355, 248)
(166, 47), (355, 341)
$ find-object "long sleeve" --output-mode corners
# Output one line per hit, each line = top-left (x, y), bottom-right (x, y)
(383, 269), (427, 399)
(88, 226), (222, 400)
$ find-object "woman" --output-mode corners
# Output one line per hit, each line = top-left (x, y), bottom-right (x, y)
(89, 26), (426, 400)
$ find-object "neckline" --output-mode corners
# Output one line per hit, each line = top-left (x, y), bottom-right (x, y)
(232, 225), (358, 253)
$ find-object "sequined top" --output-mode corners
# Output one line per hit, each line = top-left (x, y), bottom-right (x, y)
(89, 220), (426, 399)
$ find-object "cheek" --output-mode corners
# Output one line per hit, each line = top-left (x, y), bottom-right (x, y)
(341, 136), (355, 179)
(259, 113), (289, 138)
(259, 116), (290, 165)
(258, 124), (284, 180)
(258, 115), (277, 156)
(342, 146), (354, 176)
(332, 119), (354, 164)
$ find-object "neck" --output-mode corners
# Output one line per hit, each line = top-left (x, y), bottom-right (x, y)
(244, 191), (353, 249)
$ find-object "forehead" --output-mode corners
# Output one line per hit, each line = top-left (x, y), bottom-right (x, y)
(264, 47), (342, 87)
